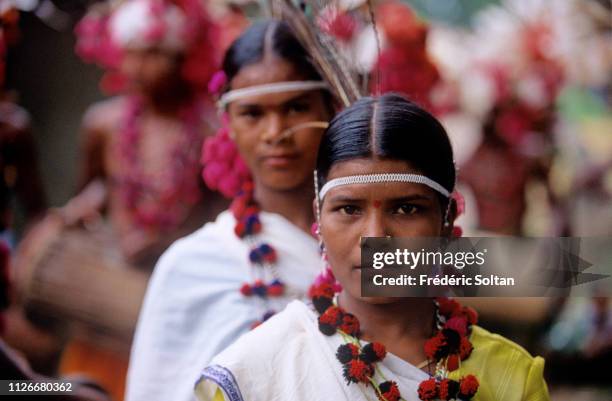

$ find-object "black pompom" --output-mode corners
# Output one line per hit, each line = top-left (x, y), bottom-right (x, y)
(360, 343), (378, 364)
(446, 379), (460, 398)
(442, 328), (461, 353)
(336, 344), (358, 364)
(313, 296), (333, 314)
(318, 322), (337, 336)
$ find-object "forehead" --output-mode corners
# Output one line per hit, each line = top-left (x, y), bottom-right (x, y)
(323, 158), (437, 201)
(227, 57), (318, 108)
(230, 56), (308, 90)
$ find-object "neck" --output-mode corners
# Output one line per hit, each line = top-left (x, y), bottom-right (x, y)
(338, 293), (436, 363)
(254, 181), (314, 234)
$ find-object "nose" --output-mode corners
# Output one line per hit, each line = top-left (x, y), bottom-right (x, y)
(361, 209), (388, 239)
(261, 113), (287, 144)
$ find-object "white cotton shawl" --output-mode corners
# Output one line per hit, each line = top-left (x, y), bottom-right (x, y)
(125, 210), (322, 401)
(196, 300), (429, 401)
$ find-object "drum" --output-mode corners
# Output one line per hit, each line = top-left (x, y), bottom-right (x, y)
(13, 214), (148, 349)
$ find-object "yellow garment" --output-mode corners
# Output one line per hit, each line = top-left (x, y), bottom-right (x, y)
(212, 388), (224, 401)
(208, 325), (549, 401)
(448, 326), (550, 401)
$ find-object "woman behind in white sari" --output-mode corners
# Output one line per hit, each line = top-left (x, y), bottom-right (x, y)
(125, 20), (335, 401)
(196, 94), (550, 401)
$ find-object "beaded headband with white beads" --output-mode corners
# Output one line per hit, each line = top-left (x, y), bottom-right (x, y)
(318, 173), (451, 200)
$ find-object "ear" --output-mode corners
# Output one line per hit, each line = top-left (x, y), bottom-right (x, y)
(441, 198), (458, 238)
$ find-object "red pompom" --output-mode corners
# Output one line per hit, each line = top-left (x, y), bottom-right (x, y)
(445, 316), (468, 337)
(319, 306), (343, 326)
(343, 359), (374, 384)
(244, 206), (259, 216)
(230, 197), (248, 218)
(239, 283), (252, 296)
(340, 313), (360, 337)
(267, 282), (284, 297)
(424, 332), (446, 360)
(436, 298), (460, 318)
(234, 221), (246, 237)
(459, 336), (473, 360)
(373, 342), (387, 360)
(308, 282), (335, 299)
(452, 226), (463, 238)
(446, 354), (459, 372)
(417, 378), (438, 400)
(241, 181), (255, 194)
(377, 381), (401, 401)
(459, 375), (479, 399)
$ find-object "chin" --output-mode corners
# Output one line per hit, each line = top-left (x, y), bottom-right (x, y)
(261, 173), (309, 191)
(346, 280), (398, 305)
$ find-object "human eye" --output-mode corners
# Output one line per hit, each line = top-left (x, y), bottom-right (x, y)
(238, 106), (263, 120)
(286, 101), (311, 115)
(336, 205), (361, 215)
(393, 204), (421, 215)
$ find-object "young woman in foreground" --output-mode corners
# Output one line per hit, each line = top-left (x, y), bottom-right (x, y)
(126, 20), (334, 401)
(196, 94), (550, 401)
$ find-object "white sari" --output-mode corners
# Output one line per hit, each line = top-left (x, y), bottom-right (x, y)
(126, 211), (322, 401)
(195, 300), (428, 401)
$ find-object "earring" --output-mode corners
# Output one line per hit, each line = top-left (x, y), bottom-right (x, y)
(443, 201), (452, 228)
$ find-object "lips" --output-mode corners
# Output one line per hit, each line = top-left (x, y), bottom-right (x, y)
(260, 153), (299, 168)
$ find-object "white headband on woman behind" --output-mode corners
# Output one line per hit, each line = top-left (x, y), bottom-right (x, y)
(318, 173), (451, 200)
(218, 81), (328, 108)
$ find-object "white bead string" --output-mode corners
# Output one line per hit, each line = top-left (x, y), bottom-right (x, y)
(318, 173), (451, 200)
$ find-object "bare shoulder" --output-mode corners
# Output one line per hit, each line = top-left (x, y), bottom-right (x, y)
(81, 96), (127, 134)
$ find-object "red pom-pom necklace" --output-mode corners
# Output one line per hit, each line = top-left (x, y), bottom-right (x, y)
(310, 276), (480, 401)
(230, 181), (289, 328)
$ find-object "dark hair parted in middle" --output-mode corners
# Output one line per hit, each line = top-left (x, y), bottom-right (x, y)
(316, 93), (455, 199)
(222, 20), (321, 83)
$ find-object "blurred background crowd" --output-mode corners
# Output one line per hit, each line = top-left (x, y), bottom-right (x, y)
(0, 0), (610, 400)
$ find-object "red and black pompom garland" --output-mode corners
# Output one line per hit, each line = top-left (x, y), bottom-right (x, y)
(232, 181), (286, 328)
(310, 280), (480, 401)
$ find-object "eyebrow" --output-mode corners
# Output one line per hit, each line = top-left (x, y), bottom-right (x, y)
(387, 195), (433, 203)
(326, 194), (432, 204)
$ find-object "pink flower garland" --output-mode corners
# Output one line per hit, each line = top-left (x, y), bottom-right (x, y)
(200, 120), (251, 198)
(117, 96), (203, 232)
(201, 70), (252, 198)
(74, 0), (219, 94)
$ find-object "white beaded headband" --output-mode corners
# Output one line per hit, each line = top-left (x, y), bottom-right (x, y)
(318, 173), (451, 200)
(218, 81), (328, 108)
